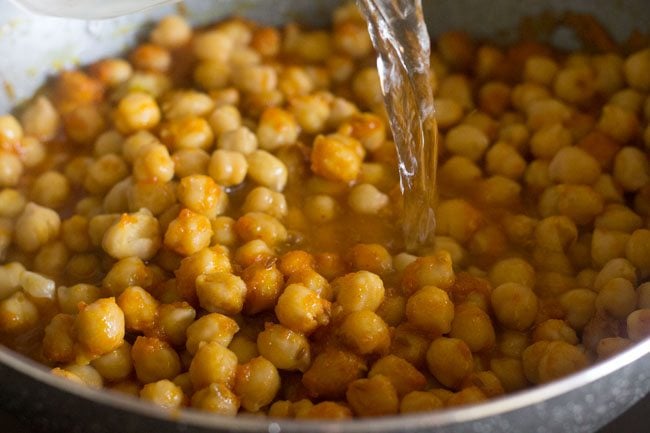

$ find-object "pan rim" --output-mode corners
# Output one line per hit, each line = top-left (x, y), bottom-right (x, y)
(1, 338), (649, 432)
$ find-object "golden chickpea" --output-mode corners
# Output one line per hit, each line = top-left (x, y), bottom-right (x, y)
(117, 286), (158, 333)
(164, 209), (213, 256)
(42, 313), (75, 363)
(447, 386), (488, 407)
(491, 283), (538, 331)
(275, 283), (330, 335)
(228, 335), (259, 364)
(75, 297), (125, 359)
(191, 383), (240, 415)
(56, 283), (101, 315)
(302, 349), (366, 399)
(613, 147), (649, 192)
(140, 379), (185, 409)
(175, 246), (232, 303)
(339, 309), (390, 355)
(595, 277), (637, 320)
(537, 341), (588, 384)
(435, 199), (482, 244)
(185, 312), (239, 355)
(91, 341), (133, 382)
(160, 116), (214, 151)
(623, 48), (650, 91)
(217, 126), (258, 154)
(400, 391), (444, 414)
(490, 357), (527, 392)
(234, 212), (287, 247)
(593, 257), (637, 291)
(368, 355), (426, 398)
(598, 104), (639, 143)
(234, 356), (281, 412)
(346, 374), (399, 417)
(401, 251), (455, 295)
(426, 337), (473, 389)
(311, 133), (364, 183)
(114, 92), (161, 134)
(103, 256), (153, 296)
(450, 304), (496, 352)
(189, 340), (238, 389)
(596, 337), (633, 359)
(150, 15), (192, 49)
(332, 270), (385, 316)
(131, 336), (181, 384)
(196, 272), (246, 315)
(405, 286), (454, 335)
(256, 323), (311, 372)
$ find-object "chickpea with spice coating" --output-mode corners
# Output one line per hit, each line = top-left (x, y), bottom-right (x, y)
(257, 323), (311, 372)
(75, 297), (125, 359)
(234, 356), (281, 412)
(185, 312), (239, 354)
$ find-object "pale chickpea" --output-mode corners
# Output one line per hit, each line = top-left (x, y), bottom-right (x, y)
(347, 183), (389, 215)
(29, 171), (70, 209)
(247, 150), (288, 191)
(553, 65), (595, 105)
(13, 202), (61, 253)
(133, 144), (175, 183)
(0, 188), (26, 218)
(75, 297), (125, 359)
(627, 309), (650, 341)
(193, 60), (230, 90)
(209, 149), (248, 187)
(256, 323), (311, 372)
(20, 270), (56, 300)
(233, 356), (281, 412)
(234, 211), (287, 246)
(102, 209), (161, 260)
(217, 126), (258, 154)
(20, 96), (60, 141)
(257, 107), (300, 151)
(304, 194), (341, 223)
(185, 312), (239, 354)
(526, 99), (572, 131)
(0, 151), (23, 187)
(89, 58), (132, 87)
(172, 148), (210, 177)
(160, 116), (214, 151)
(594, 204), (643, 233)
(83, 154), (129, 195)
(208, 105), (241, 136)
(57, 283), (102, 315)
(445, 124), (489, 162)
(625, 229), (650, 277)
(438, 74), (474, 110)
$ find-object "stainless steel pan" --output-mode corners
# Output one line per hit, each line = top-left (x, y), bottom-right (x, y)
(0, 1), (649, 432)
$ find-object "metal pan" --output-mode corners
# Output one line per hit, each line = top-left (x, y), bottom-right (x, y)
(0, 0), (649, 432)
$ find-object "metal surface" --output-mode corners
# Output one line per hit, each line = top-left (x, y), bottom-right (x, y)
(0, 0), (649, 432)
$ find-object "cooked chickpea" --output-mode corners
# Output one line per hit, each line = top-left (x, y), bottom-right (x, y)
(189, 340), (238, 389)
(0, 291), (38, 334)
(102, 209), (161, 260)
(42, 313), (75, 363)
(333, 271), (385, 316)
(426, 337), (473, 389)
(450, 304), (496, 352)
(164, 209), (213, 256)
(75, 297), (125, 359)
(117, 286), (158, 332)
(209, 149), (248, 187)
(405, 286), (454, 335)
(234, 356), (281, 412)
(217, 126), (258, 154)
(302, 349), (366, 399)
(247, 150), (288, 191)
(595, 277), (637, 319)
(623, 48), (650, 91)
(208, 105), (241, 136)
(401, 251), (455, 295)
(257, 323), (311, 372)
(627, 309), (650, 341)
(196, 272), (247, 315)
(192, 383), (240, 415)
(114, 92), (161, 134)
(339, 309), (390, 355)
(346, 375), (399, 417)
(348, 183), (389, 215)
(131, 336), (181, 383)
(90, 341), (133, 382)
(185, 312), (239, 354)
(20, 96), (60, 141)
(276, 283), (330, 334)
(491, 283), (538, 331)
(613, 147), (649, 191)
(150, 15), (192, 49)
(0, 151), (23, 187)
(311, 133), (364, 183)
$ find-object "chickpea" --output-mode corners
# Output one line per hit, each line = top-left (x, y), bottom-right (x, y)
(613, 147), (649, 192)
(346, 375), (399, 417)
(12, 203), (60, 253)
(91, 341), (133, 382)
(368, 355), (426, 398)
(217, 126), (258, 154)
(208, 105), (241, 136)
(426, 337), (473, 389)
(257, 323), (311, 372)
(185, 312), (239, 355)
(102, 209), (161, 260)
(140, 380), (185, 409)
(595, 277), (637, 319)
(332, 271), (385, 316)
(175, 246), (232, 304)
(114, 92), (161, 134)
(401, 251), (455, 295)
(164, 209), (213, 256)
(117, 286), (158, 332)
(450, 304), (496, 352)
(196, 272), (247, 315)
(627, 309), (650, 341)
(0, 188), (26, 218)
(256, 107), (300, 151)
(275, 284), (330, 335)
(20, 96), (60, 141)
(491, 283), (538, 331)
(209, 149), (248, 187)
(42, 313), (76, 363)
(150, 15), (192, 49)
(191, 383), (240, 415)
(131, 336), (181, 384)
(57, 283), (102, 315)
(234, 356), (281, 412)
(247, 150), (288, 191)
(311, 133), (364, 183)
(75, 298), (125, 359)
(302, 349), (366, 399)
(405, 286), (454, 335)
(347, 183), (389, 215)
(400, 391), (444, 414)
(339, 309), (390, 355)
(593, 258), (637, 291)
(173, 148), (210, 177)
(623, 48), (650, 91)
(189, 340), (238, 389)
